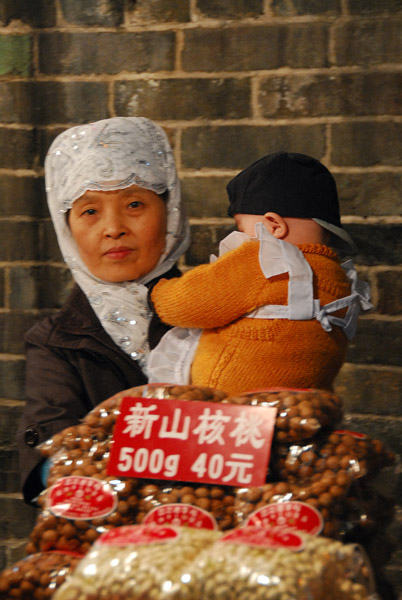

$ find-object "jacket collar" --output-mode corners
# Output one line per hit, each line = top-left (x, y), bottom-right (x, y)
(47, 285), (125, 353)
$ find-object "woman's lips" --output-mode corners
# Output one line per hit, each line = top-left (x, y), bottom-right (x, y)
(104, 247), (133, 260)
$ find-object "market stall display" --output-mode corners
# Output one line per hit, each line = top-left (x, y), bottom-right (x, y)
(53, 524), (377, 600)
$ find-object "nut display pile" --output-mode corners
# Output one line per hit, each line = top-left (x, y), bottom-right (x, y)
(25, 385), (394, 560)
(53, 525), (376, 600)
(0, 552), (82, 599)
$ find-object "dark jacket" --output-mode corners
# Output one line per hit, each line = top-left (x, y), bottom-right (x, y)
(17, 266), (180, 504)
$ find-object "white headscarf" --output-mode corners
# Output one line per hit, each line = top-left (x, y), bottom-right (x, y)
(45, 117), (190, 371)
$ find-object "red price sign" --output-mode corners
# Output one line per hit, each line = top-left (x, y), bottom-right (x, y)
(107, 397), (276, 487)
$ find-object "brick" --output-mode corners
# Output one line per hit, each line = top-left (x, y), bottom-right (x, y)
(0, 497), (37, 539)
(259, 73), (402, 118)
(182, 24), (329, 72)
(331, 122), (402, 167)
(347, 0), (402, 14)
(0, 450), (21, 494)
(376, 270), (402, 315)
(0, 222), (39, 262)
(345, 224), (402, 266)
(60, 0), (124, 26)
(0, 313), (50, 354)
(42, 221), (64, 262)
(185, 223), (235, 266)
(335, 172), (402, 217)
(9, 266), (73, 310)
(0, 270), (4, 307)
(0, 0), (56, 27)
(0, 35), (31, 76)
(335, 364), (402, 416)
(181, 124), (326, 169)
(34, 81), (109, 124)
(39, 32), (175, 75)
(196, 0), (264, 18)
(115, 78), (251, 121)
(4, 541), (32, 570)
(0, 221), (62, 263)
(181, 176), (231, 218)
(0, 127), (35, 170)
(0, 176), (47, 218)
(346, 318), (402, 367)
(334, 19), (402, 66)
(0, 359), (25, 399)
(37, 127), (66, 168)
(127, 0), (190, 22)
(0, 402), (24, 445)
(272, 0), (340, 14)
(0, 82), (36, 124)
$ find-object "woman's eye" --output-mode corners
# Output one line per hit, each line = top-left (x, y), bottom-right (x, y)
(128, 200), (142, 209)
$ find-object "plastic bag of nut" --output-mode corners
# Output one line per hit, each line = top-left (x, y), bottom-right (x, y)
(225, 388), (343, 443)
(188, 527), (378, 600)
(53, 525), (221, 600)
(27, 385), (231, 555)
(271, 430), (395, 483)
(0, 551), (82, 599)
(53, 525), (379, 600)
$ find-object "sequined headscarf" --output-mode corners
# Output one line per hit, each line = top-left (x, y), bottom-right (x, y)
(45, 117), (190, 371)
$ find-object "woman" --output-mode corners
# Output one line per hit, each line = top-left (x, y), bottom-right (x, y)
(17, 117), (190, 504)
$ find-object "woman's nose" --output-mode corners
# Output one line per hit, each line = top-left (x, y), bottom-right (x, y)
(103, 215), (128, 238)
(106, 228), (126, 238)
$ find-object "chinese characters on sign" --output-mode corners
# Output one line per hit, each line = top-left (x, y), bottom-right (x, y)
(107, 397), (277, 487)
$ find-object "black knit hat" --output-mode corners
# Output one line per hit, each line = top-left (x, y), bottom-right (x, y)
(227, 152), (357, 253)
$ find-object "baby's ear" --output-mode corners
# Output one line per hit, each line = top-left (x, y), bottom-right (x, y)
(262, 212), (288, 239)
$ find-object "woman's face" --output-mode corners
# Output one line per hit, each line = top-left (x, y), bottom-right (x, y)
(68, 185), (167, 282)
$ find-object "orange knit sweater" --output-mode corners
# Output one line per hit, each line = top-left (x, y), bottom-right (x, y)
(151, 241), (351, 396)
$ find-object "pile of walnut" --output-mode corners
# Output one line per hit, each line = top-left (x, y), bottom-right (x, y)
(25, 384), (394, 570)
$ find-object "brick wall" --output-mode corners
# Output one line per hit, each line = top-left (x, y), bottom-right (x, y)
(0, 0), (401, 593)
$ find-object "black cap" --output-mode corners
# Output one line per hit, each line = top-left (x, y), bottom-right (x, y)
(227, 152), (357, 253)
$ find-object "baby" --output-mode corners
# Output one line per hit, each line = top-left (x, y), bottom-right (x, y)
(148, 152), (372, 396)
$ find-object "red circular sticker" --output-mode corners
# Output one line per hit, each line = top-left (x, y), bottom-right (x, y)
(98, 525), (179, 546)
(221, 526), (304, 551)
(245, 501), (323, 536)
(47, 476), (118, 520)
(143, 503), (218, 530)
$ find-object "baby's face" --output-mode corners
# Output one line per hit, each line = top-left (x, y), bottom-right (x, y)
(233, 213), (265, 237)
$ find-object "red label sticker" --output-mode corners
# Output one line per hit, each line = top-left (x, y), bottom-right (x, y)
(107, 397), (277, 487)
(143, 503), (217, 530)
(98, 525), (179, 546)
(245, 501), (323, 536)
(47, 476), (118, 520)
(221, 526), (304, 550)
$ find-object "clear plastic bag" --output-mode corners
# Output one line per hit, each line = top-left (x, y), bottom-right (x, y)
(53, 525), (220, 600)
(271, 430), (395, 482)
(225, 388), (343, 443)
(28, 386), (230, 555)
(0, 551), (82, 599)
(54, 525), (378, 600)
